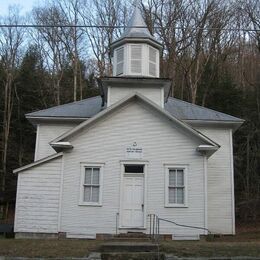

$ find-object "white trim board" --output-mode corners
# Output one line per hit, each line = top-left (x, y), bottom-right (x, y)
(13, 152), (63, 174)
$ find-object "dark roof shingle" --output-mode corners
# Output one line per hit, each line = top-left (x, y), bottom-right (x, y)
(26, 95), (243, 123)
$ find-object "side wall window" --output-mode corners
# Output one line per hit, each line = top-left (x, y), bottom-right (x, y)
(165, 165), (187, 207)
(79, 164), (104, 206)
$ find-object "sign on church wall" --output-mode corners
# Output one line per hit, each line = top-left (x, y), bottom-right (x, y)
(126, 142), (143, 159)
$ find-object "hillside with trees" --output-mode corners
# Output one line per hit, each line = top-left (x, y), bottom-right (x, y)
(0, 0), (259, 225)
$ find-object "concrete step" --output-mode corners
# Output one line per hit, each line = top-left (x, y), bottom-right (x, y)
(101, 252), (165, 260)
(110, 237), (151, 242)
(100, 241), (158, 253)
(115, 232), (149, 238)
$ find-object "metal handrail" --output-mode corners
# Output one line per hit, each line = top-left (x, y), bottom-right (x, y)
(116, 212), (119, 235)
(148, 213), (211, 242)
(158, 217), (211, 234)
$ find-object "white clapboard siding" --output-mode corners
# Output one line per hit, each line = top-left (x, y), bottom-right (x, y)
(60, 100), (206, 237)
(194, 126), (234, 234)
(14, 156), (62, 234)
(109, 86), (163, 107)
(36, 123), (76, 160)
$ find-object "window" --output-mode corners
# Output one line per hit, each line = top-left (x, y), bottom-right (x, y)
(79, 164), (103, 206)
(124, 165), (144, 173)
(165, 165), (187, 207)
(116, 47), (124, 75)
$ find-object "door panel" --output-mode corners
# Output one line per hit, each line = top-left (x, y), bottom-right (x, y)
(122, 176), (144, 227)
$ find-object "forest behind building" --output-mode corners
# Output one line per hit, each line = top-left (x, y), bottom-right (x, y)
(0, 0), (259, 225)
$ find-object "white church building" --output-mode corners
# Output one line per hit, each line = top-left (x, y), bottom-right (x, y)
(14, 7), (243, 240)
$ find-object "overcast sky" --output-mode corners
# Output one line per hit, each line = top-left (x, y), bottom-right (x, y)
(0, 0), (37, 16)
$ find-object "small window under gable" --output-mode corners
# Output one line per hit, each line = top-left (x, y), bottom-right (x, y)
(149, 46), (157, 77)
(116, 47), (124, 76)
(165, 165), (188, 207)
(130, 44), (142, 74)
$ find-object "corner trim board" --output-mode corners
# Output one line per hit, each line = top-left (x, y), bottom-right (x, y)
(58, 154), (65, 232)
(229, 129), (235, 234)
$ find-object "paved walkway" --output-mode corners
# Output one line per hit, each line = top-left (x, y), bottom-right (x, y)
(1, 254), (260, 260)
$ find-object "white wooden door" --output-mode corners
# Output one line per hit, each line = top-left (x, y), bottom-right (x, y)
(121, 176), (144, 227)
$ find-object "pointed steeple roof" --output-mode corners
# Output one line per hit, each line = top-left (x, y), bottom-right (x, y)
(122, 5), (153, 39)
(111, 5), (162, 51)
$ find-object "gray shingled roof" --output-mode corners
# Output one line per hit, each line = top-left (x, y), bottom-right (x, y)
(26, 95), (243, 122)
(27, 96), (103, 119)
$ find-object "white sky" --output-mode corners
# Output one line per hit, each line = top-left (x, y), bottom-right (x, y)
(0, 0), (38, 16)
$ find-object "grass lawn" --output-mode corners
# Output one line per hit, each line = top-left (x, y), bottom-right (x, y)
(0, 239), (103, 258)
(161, 230), (260, 257)
(0, 230), (260, 258)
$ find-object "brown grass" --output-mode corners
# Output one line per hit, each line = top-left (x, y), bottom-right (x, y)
(0, 230), (260, 258)
(161, 230), (260, 257)
(0, 238), (102, 258)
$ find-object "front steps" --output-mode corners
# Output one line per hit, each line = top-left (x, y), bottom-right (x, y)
(100, 241), (163, 260)
(101, 241), (158, 252)
(99, 232), (164, 259)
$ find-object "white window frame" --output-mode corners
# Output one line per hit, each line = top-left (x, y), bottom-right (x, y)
(79, 163), (104, 206)
(164, 164), (188, 208)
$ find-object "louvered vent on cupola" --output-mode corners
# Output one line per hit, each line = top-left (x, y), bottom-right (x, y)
(149, 46), (157, 77)
(130, 45), (142, 75)
(115, 47), (124, 76)
(113, 44), (159, 77)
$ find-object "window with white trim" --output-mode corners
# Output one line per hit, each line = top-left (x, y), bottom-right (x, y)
(165, 166), (187, 207)
(80, 164), (103, 206)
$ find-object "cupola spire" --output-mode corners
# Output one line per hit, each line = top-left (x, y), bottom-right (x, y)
(111, 4), (162, 78)
(121, 4), (153, 40)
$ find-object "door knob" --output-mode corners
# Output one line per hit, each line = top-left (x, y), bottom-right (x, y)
(141, 204), (144, 211)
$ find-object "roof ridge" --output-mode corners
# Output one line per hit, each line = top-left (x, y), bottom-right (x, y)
(27, 96), (101, 115)
(168, 97), (243, 121)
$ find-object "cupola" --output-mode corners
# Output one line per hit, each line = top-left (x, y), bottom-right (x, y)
(111, 5), (162, 78)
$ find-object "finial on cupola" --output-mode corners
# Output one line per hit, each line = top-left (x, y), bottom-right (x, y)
(111, 1), (162, 78)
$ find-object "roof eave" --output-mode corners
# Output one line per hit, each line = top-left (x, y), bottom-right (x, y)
(13, 152), (63, 174)
(51, 142), (74, 152)
(184, 119), (245, 132)
(197, 145), (219, 157)
(26, 116), (89, 125)
(110, 37), (163, 52)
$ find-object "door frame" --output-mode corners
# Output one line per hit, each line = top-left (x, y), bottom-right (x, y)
(119, 160), (148, 229)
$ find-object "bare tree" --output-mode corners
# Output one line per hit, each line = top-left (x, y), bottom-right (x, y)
(0, 7), (25, 211)
(56, 0), (85, 101)
(80, 0), (131, 76)
(142, 0), (190, 97)
(32, 4), (67, 105)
